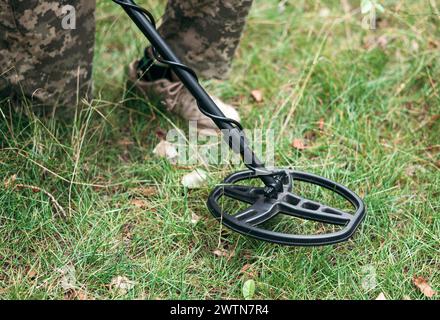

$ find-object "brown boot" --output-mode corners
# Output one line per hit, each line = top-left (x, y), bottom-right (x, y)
(128, 60), (240, 136)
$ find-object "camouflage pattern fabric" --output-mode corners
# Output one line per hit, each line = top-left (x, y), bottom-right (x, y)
(0, 0), (95, 108)
(0, 0), (252, 108)
(159, 0), (253, 79)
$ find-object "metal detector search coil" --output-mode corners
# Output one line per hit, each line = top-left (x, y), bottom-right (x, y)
(114, 0), (366, 246)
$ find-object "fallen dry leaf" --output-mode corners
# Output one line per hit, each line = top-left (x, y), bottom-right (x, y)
(428, 39), (439, 49)
(110, 276), (136, 295)
(251, 89), (263, 102)
(375, 292), (387, 300)
(405, 164), (426, 177)
(74, 289), (91, 300)
(240, 263), (257, 278)
(213, 248), (235, 259)
(131, 186), (157, 197)
(58, 264), (76, 291)
(405, 165), (417, 177)
(292, 138), (307, 150)
(130, 199), (150, 209)
(27, 269), (37, 280)
(64, 289), (76, 300)
(181, 169), (207, 189)
(413, 276), (436, 298)
(318, 118), (325, 131)
(64, 288), (92, 300)
(121, 223), (134, 243)
(153, 140), (178, 163)
(240, 264), (252, 274)
(191, 212), (201, 224)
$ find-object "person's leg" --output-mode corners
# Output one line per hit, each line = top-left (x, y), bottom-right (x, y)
(158, 0), (253, 79)
(0, 0), (95, 111)
(130, 0), (253, 134)
(0, 0), (17, 99)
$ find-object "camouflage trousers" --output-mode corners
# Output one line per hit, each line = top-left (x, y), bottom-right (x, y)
(0, 0), (253, 108)
(0, 0), (95, 109)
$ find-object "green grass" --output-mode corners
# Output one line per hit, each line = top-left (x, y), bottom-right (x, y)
(1, 0), (439, 299)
